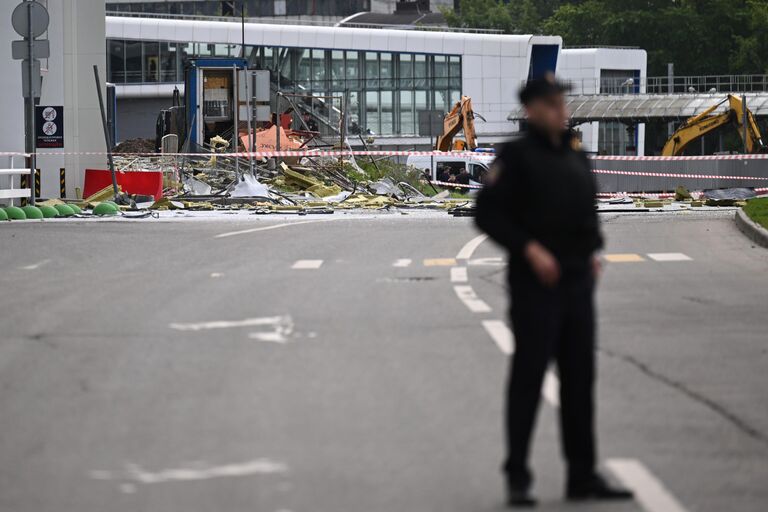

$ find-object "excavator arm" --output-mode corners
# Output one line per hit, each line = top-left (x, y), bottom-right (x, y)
(662, 94), (766, 156)
(435, 96), (479, 151)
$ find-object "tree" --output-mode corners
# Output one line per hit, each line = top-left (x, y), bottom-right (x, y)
(444, 0), (766, 76)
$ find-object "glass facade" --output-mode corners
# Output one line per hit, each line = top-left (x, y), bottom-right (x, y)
(598, 69), (639, 155)
(107, 38), (462, 136)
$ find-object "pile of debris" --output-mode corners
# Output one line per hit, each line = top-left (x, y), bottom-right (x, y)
(103, 133), (473, 215)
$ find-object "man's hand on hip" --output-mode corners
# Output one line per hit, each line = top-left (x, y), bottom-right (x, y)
(524, 241), (560, 287)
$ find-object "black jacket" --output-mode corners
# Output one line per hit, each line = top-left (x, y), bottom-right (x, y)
(475, 127), (603, 272)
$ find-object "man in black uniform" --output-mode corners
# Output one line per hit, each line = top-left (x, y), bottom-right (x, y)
(475, 75), (633, 508)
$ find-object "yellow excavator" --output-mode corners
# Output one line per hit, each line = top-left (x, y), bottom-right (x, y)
(435, 95), (484, 151)
(662, 94), (766, 156)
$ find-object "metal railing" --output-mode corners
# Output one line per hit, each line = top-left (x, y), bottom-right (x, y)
(565, 75), (768, 95)
(0, 157), (32, 207)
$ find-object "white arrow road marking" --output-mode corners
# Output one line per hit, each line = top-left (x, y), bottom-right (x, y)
(453, 285), (492, 313)
(169, 315), (295, 343)
(481, 319), (560, 407)
(606, 459), (689, 512)
(450, 266), (468, 283)
(393, 258), (412, 267)
(90, 458), (288, 493)
(169, 315), (287, 331)
(456, 233), (488, 260)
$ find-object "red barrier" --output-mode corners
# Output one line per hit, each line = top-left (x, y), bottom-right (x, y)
(83, 169), (163, 200)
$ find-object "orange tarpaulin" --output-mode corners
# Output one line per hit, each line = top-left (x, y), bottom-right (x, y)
(240, 125), (303, 153)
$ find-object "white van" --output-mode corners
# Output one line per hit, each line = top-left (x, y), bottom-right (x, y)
(406, 152), (495, 186)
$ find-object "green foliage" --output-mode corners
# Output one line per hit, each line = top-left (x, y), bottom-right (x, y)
(444, 0), (768, 75)
(743, 197), (768, 229)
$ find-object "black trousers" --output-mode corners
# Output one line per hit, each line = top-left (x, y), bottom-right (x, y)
(504, 266), (596, 488)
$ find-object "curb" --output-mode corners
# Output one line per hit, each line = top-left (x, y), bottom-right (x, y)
(735, 209), (768, 248)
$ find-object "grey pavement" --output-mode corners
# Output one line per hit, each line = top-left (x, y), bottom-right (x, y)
(0, 210), (766, 512)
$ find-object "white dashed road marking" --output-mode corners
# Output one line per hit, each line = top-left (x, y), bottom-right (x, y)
(453, 285), (492, 313)
(456, 233), (488, 260)
(450, 266), (468, 283)
(393, 258), (412, 267)
(606, 459), (689, 512)
(647, 252), (692, 262)
(292, 259), (323, 269)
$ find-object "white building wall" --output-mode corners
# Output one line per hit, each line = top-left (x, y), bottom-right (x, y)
(107, 17), (562, 142)
(558, 48), (647, 155)
(0, 0), (106, 200)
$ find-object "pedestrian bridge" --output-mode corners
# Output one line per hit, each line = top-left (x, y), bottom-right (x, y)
(507, 93), (768, 123)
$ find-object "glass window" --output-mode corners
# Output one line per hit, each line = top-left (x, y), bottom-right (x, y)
(380, 53), (393, 88)
(365, 90), (379, 134)
(449, 55), (461, 88)
(143, 41), (160, 82)
(108, 39), (125, 83)
(365, 52), (378, 88)
(331, 50), (345, 88)
(399, 90), (414, 135)
(159, 42), (177, 82)
(450, 89), (461, 105)
(434, 90), (448, 113)
(125, 40), (142, 83)
(347, 91), (361, 134)
(311, 49), (326, 92)
(261, 46), (275, 71)
(414, 54), (427, 88)
(346, 51), (360, 90)
(296, 49), (311, 89)
(381, 90), (393, 135)
(399, 54), (413, 88)
(434, 55), (448, 88)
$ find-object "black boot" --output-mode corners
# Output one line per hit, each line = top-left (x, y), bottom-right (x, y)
(566, 472), (633, 501)
(507, 483), (537, 508)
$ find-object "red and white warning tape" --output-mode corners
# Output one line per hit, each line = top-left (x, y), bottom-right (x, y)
(4, 149), (768, 161)
(592, 168), (768, 181)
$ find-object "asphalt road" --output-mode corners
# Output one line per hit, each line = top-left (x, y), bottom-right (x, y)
(0, 210), (766, 512)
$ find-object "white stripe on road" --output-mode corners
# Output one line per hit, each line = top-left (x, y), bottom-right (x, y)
(292, 259), (323, 269)
(169, 315), (287, 332)
(647, 252), (692, 262)
(456, 234), (488, 260)
(481, 319), (559, 407)
(450, 266), (468, 283)
(393, 258), (412, 267)
(19, 259), (50, 270)
(606, 459), (689, 512)
(453, 285), (492, 313)
(214, 219), (332, 239)
(482, 320), (513, 354)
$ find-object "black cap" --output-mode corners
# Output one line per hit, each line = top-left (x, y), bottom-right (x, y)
(519, 72), (572, 105)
